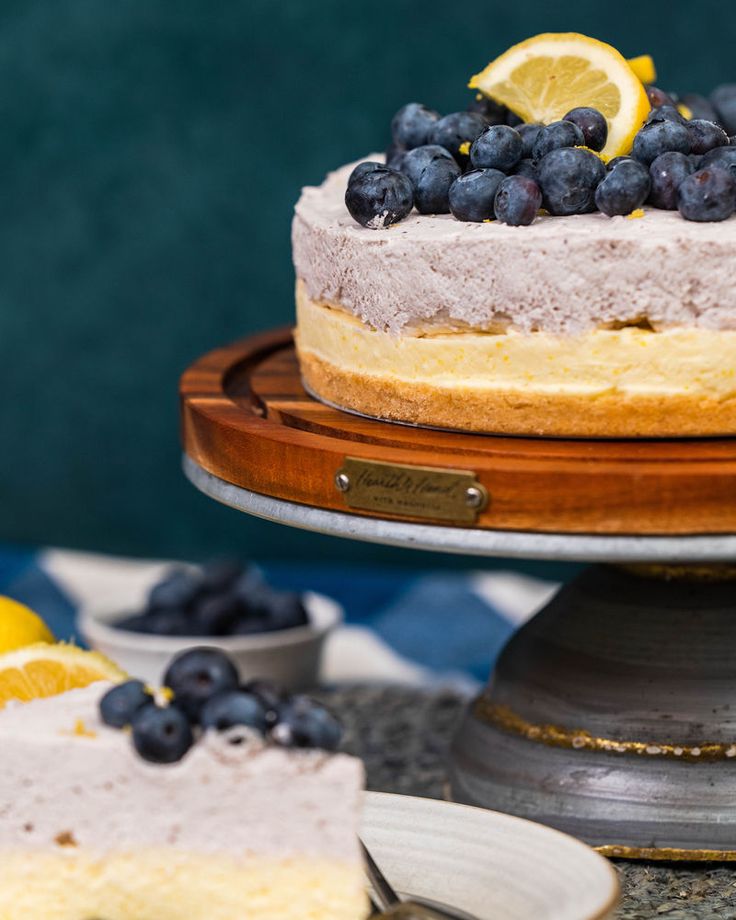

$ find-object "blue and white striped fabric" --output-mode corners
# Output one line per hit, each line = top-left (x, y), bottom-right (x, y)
(0, 546), (558, 692)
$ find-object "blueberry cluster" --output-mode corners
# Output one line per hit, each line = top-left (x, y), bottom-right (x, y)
(345, 84), (736, 228)
(115, 559), (308, 638)
(99, 648), (343, 764)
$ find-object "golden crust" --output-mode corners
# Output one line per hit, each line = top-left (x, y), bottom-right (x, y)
(298, 349), (736, 438)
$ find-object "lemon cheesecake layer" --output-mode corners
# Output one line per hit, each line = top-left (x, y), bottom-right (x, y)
(0, 852), (364, 920)
(0, 684), (368, 920)
(296, 286), (736, 437)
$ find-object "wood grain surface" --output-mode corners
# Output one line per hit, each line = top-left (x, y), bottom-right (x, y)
(180, 329), (736, 535)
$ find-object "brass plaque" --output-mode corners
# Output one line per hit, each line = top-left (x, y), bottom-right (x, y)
(335, 457), (488, 524)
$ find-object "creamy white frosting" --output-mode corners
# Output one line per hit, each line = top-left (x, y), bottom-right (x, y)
(0, 684), (363, 862)
(292, 157), (736, 335)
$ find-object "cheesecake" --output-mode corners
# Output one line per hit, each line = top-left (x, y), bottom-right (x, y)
(293, 158), (736, 438)
(0, 677), (367, 920)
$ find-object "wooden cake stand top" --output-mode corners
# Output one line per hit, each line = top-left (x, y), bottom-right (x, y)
(180, 329), (736, 546)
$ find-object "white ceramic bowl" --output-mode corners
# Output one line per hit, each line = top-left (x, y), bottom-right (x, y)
(77, 591), (342, 690)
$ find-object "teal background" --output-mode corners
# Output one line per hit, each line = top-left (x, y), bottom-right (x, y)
(1, 0), (733, 568)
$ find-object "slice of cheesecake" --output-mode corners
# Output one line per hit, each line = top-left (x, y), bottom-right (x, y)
(0, 680), (367, 920)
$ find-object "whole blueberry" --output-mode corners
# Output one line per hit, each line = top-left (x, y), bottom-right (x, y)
(532, 121), (585, 162)
(632, 121), (691, 165)
(427, 111), (488, 162)
(700, 145), (736, 178)
(400, 144), (453, 182)
(448, 168), (505, 222)
(384, 144), (406, 171)
(272, 696), (343, 751)
(648, 152), (696, 209)
(710, 84), (736, 135)
(595, 159), (651, 216)
(114, 613), (153, 634)
(142, 607), (196, 637)
(200, 558), (245, 594)
(466, 94), (507, 125)
(413, 155), (462, 213)
(646, 86), (677, 109)
(401, 145), (461, 213)
(347, 161), (385, 186)
(148, 570), (203, 611)
(391, 103), (440, 150)
(681, 93), (720, 124)
(512, 158), (539, 182)
(262, 592), (309, 630)
(687, 120), (729, 155)
(517, 123), (543, 158)
(646, 105), (686, 126)
(100, 680), (151, 729)
(563, 107), (608, 152)
(131, 703), (194, 764)
(345, 168), (414, 229)
(163, 647), (239, 722)
(678, 168), (736, 222)
(470, 124), (523, 171)
(200, 690), (269, 736)
(193, 594), (242, 636)
(607, 155), (635, 171)
(537, 147), (606, 215)
(242, 679), (285, 726)
(231, 566), (268, 605)
(228, 612), (277, 635)
(493, 175), (542, 226)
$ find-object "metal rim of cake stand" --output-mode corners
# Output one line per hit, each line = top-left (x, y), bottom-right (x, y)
(184, 455), (736, 564)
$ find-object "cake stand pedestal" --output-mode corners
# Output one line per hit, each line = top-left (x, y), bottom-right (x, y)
(180, 330), (736, 859)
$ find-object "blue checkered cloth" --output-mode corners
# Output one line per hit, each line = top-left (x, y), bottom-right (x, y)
(0, 545), (558, 685)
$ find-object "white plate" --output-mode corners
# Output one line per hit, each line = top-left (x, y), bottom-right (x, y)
(361, 792), (619, 920)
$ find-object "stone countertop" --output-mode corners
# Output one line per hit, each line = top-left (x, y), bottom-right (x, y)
(326, 685), (736, 920)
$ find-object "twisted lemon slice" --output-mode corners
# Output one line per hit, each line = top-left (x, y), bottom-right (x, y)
(470, 33), (650, 159)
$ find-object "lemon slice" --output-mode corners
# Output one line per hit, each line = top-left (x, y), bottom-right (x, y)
(470, 33), (651, 159)
(0, 596), (54, 653)
(0, 642), (126, 708)
(627, 54), (656, 85)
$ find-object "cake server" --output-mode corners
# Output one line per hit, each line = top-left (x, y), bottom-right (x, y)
(361, 839), (478, 920)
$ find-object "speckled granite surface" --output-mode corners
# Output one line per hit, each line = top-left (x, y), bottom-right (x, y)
(326, 686), (736, 920)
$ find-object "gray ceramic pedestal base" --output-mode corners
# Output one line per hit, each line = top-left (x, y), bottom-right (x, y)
(449, 565), (736, 859)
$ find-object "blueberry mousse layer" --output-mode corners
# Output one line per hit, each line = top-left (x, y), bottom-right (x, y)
(293, 157), (736, 437)
(0, 649), (367, 920)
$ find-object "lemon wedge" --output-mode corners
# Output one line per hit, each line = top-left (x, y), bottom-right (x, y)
(470, 33), (650, 159)
(0, 642), (126, 708)
(0, 596), (54, 653)
(627, 54), (656, 85)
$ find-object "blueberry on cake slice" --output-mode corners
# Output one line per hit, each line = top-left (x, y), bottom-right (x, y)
(0, 648), (368, 920)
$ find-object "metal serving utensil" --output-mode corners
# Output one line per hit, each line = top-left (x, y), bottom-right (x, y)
(362, 839), (479, 920)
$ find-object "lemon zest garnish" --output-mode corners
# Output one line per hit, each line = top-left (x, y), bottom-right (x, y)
(458, 141), (471, 156)
(626, 208), (645, 220)
(677, 103), (693, 121)
(73, 718), (97, 738)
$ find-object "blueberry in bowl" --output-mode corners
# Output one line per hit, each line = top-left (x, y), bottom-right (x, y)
(77, 559), (343, 690)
